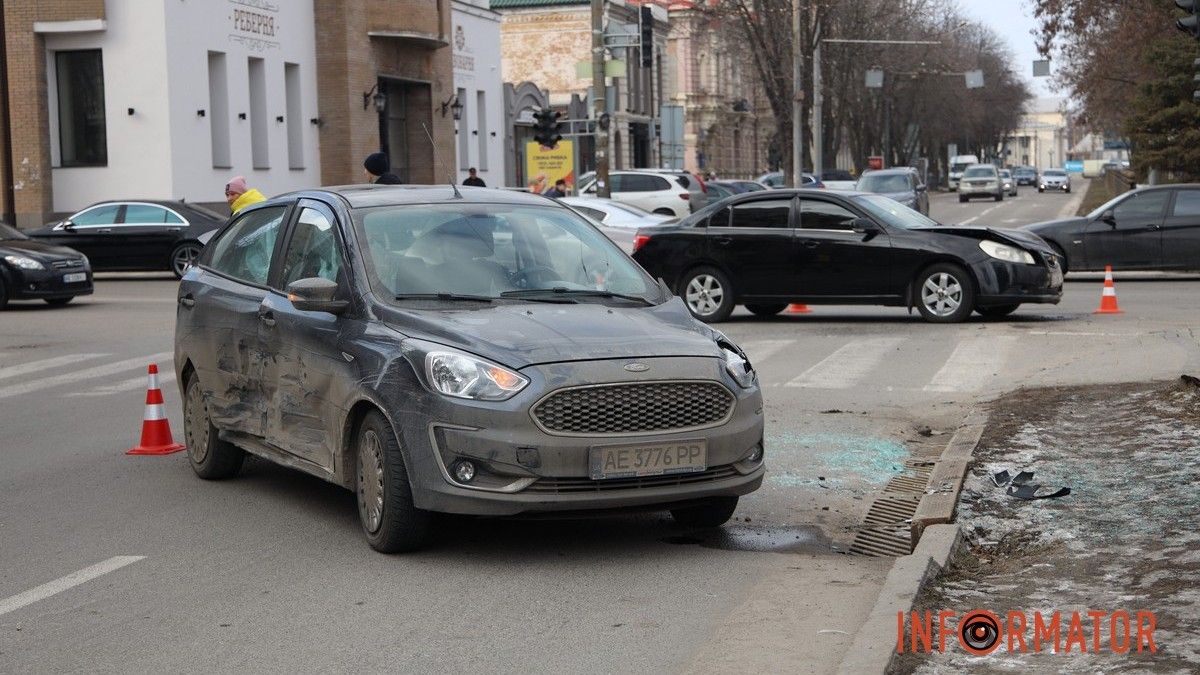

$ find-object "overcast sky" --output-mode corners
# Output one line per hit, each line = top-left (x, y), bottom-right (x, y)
(957, 0), (1056, 98)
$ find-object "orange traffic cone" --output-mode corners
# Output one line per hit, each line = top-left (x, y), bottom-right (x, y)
(127, 364), (186, 455)
(786, 303), (812, 314)
(1093, 265), (1123, 315)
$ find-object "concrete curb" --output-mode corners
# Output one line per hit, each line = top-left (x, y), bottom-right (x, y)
(835, 524), (963, 675)
(910, 410), (989, 545)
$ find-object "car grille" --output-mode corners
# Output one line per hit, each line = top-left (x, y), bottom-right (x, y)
(524, 464), (740, 493)
(50, 259), (85, 269)
(531, 381), (735, 435)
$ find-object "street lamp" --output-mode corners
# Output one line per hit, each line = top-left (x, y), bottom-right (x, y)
(363, 83), (386, 112)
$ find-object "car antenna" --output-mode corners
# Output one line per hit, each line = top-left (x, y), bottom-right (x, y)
(421, 122), (462, 199)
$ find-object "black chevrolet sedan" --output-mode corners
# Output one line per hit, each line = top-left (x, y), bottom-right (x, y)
(176, 186), (765, 552)
(1022, 184), (1200, 273)
(0, 222), (92, 309)
(632, 190), (1063, 323)
(28, 200), (226, 278)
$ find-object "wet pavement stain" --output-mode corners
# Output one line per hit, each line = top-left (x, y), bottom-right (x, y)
(661, 524), (831, 553)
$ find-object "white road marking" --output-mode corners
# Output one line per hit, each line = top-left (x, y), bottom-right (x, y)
(0, 353), (108, 381)
(785, 337), (904, 389)
(0, 556), (145, 617)
(960, 202), (1007, 225)
(1027, 331), (1140, 337)
(0, 351), (173, 400)
(924, 336), (1017, 392)
(737, 339), (793, 365)
(65, 371), (176, 398)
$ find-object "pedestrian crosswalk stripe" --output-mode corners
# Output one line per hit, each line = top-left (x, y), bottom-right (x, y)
(65, 371), (176, 398)
(784, 337), (904, 389)
(737, 339), (793, 365)
(0, 353), (108, 381)
(0, 352), (173, 400)
(923, 336), (1017, 392)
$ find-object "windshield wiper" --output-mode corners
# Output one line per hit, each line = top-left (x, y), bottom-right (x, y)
(500, 287), (654, 305)
(394, 293), (495, 302)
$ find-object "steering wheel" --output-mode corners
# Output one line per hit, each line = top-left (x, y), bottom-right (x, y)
(510, 265), (561, 289)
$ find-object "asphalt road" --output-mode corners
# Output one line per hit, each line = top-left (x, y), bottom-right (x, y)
(2, 187), (1198, 673)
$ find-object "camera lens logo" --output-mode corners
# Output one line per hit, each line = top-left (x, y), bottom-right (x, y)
(958, 610), (1002, 656)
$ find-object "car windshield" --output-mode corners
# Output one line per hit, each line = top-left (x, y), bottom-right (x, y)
(0, 223), (28, 240)
(999, 170), (1012, 178)
(963, 167), (995, 178)
(851, 194), (939, 230)
(606, 201), (657, 218)
(951, 163), (972, 173)
(857, 174), (911, 193)
(354, 203), (659, 303)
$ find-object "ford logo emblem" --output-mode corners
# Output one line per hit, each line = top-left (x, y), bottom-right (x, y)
(623, 362), (650, 372)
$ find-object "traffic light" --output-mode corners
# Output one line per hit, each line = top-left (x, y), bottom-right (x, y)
(640, 5), (653, 68)
(533, 109), (562, 148)
(1178, 0), (1200, 39)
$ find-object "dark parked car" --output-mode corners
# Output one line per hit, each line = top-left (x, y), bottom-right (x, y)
(1022, 184), (1200, 273)
(176, 185), (765, 552)
(854, 167), (929, 215)
(28, 200), (226, 278)
(706, 180), (754, 202)
(0, 222), (92, 309)
(632, 190), (1063, 323)
(1013, 166), (1038, 186)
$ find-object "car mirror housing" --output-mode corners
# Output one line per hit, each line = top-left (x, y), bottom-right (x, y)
(1101, 209), (1116, 225)
(61, 220), (75, 231)
(851, 217), (881, 235)
(287, 277), (349, 315)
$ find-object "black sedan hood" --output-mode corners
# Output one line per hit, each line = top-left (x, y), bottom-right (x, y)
(380, 297), (722, 369)
(917, 225), (1056, 254)
(0, 238), (84, 261)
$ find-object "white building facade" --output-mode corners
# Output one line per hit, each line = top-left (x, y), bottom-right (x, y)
(41, 0), (321, 212)
(451, 0), (506, 187)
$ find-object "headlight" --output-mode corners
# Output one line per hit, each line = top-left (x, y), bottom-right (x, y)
(425, 351), (528, 401)
(979, 240), (1035, 265)
(4, 255), (44, 270)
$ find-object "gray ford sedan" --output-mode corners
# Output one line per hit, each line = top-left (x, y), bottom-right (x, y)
(175, 186), (765, 552)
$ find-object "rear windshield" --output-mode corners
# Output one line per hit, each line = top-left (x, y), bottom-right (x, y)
(857, 174), (911, 193)
(950, 163), (972, 173)
(963, 167), (996, 178)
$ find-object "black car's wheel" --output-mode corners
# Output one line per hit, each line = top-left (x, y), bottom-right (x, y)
(184, 371), (244, 479)
(170, 242), (202, 278)
(745, 303), (788, 317)
(958, 195), (967, 203)
(915, 263), (975, 323)
(976, 303), (1020, 318)
(679, 266), (735, 323)
(44, 296), (74, 306)
(671, 496), (739, 528)
(0, 279), (8, 310)
(1065, 187), (1071, 193)
(356, 410), (432, 553)
(653, 208), (675, 216)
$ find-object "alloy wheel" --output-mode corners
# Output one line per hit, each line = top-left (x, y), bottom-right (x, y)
(921, 272), (963, 318)
(173, 245), (201, 277)
(357, 430), (386, 534)
(685, 274), (724, 317)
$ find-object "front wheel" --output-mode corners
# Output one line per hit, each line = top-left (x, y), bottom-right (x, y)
(356, 410), (432, 553)
(915, 263), (975, 323)
(171, 242), (203, 279)
(184, 372), (245, 479)
(671, 496), (739, 528)
(679, 266), (735, 323)
(994, 193), (1003, 202)
(745, 303), (788, 317)
(0, 279), (8, 310)
(958, 195), (967, 203)
(976, 303), (1020, 318)
(653, 208), (675, 216)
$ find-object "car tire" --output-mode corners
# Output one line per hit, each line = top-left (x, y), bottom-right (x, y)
(994, 192), (1003, 202)
(170, 242), (203, 279)
(653, 208), (675, 216)
(356, 409), (432, 554)
(914, 263), (975, 323)
(0, 279), (8, 310)
(1065, 187), (1071, 194)
(44, 296), (73, 306)
(976, 303), (1020, 318)
(671, 496), (739, 528)
(184, 371), (245, 480)
(1038, 188), (1045, 193)
(679, 266), (735, 323)
(745, 303), (788, 317)
(958, 195), (967, 203)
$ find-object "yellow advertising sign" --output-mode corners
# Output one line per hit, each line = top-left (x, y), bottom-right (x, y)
(525, 140), (574, 193)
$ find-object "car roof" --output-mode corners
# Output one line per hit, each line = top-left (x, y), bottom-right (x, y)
(860, 168), (916, 176)
(275, 184), (557, 210)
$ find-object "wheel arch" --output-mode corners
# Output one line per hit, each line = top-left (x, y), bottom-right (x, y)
(337, 395), (401, 490)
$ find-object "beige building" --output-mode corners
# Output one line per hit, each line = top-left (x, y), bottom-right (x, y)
(665, 0), (773, 179)
(1010, 97), (1069, 171)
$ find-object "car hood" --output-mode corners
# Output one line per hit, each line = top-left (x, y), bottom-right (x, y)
(917, 226), (1056, 254)
(0, 238), (85, 261)
(379, 297), (723, 369)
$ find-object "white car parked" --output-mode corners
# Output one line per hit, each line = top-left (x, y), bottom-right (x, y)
(558, 196), (674, 228)
(577, 170), (694, 217)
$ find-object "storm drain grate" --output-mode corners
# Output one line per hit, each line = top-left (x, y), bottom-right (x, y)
(862, 494), (922, 526)
(849, 525), (914, 557)
(851, 492), (924, 557)
(884, 474), (931, 494)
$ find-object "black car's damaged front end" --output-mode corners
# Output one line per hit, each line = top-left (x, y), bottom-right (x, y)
(924, 227), (1064, 308)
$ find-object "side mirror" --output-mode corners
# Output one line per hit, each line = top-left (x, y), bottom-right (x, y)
(286, 277), (349, 315)
(916, 184), (927, 192)
(1101, 210), (1116, 226)
(851, 217), (881, 235)
(62, 220), (75, 231)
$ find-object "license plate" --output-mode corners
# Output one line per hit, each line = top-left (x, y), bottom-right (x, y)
(63, 272), (86, 283)
(589, 440), (707, 480)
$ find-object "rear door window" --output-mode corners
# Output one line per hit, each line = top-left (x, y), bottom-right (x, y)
(1171, 190), (1200, 217)
(731, 199), (791, 228)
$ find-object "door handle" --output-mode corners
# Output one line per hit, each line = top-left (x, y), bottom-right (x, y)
(98, 228), (113, 233)
(258, 309), (276, 327)
(1147, 224), (1161, 230)
(800, 240), (820, 249)
(179, 294), (195, 308)
(713, 236), (733, 246)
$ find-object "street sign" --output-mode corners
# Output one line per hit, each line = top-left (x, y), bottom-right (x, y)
(868, 156), (884, 170)
(659, 104), (685, 170)
(965, 70), (984, 89)
(1065, 160), (1084, 173)
(1033, 59), (1050, 77)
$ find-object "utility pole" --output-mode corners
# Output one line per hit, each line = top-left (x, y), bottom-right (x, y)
(812, 22), (823, 179)
(791, 0), (803, 186)
(591, 0), (610, 197)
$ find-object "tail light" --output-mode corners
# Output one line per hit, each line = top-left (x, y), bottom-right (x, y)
(633, 234), (651, 252)
(679, 193), (690, 200)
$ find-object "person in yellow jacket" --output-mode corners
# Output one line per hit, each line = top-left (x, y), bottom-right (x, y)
(225, 175), (266, 214)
